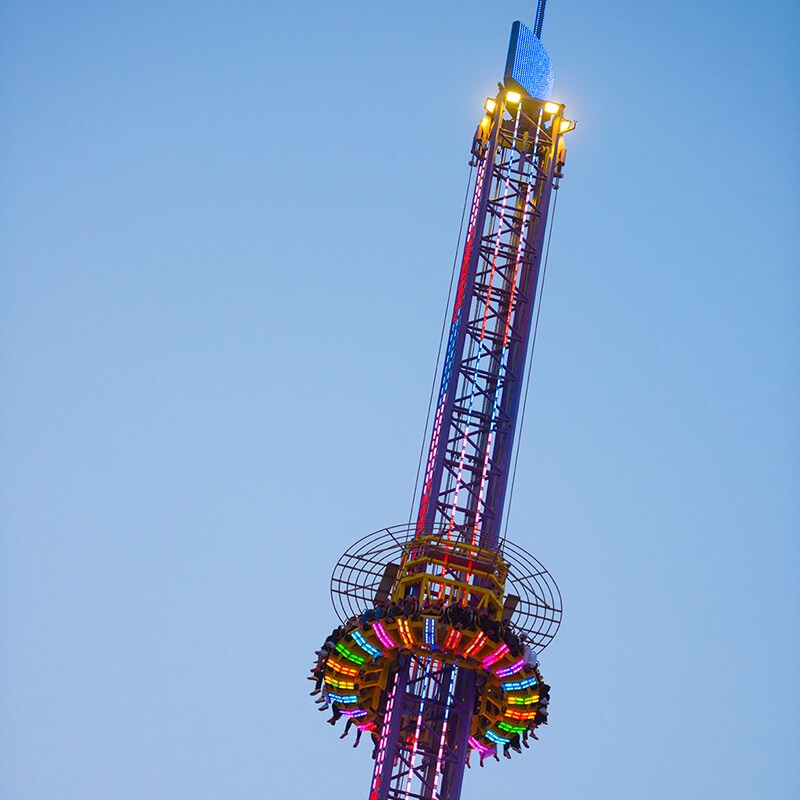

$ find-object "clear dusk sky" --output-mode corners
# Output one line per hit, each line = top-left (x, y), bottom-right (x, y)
(2, 1), (798, 798)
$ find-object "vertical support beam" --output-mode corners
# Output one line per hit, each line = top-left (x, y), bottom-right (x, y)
(479, 139), (558, 549)
(371, 659), (411, 800)
(415, 95), (565, 552)
(415, 127), (500, 540)
(433, 667), (475, 799)
(370, 660), (476, 800)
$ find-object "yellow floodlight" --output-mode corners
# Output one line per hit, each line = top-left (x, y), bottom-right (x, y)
(544, 101), (561, 114)
(484, 97), (497, 114)
(559, 118), (576, 133)
(479, 114), (492, 129)
(506, 90), (522, 104)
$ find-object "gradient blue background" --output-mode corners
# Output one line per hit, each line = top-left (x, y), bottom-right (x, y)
(2, 1), (798, 798)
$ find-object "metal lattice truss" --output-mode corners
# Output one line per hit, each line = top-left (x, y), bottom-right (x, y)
(370, 657), (476, 800)
(415, 93), (563, 554)
(321, 51), (573, 797)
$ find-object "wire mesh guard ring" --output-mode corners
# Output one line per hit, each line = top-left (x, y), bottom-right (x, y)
(330, 523), (562, 653)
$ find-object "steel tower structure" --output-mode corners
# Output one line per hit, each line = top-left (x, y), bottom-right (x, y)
(312, 5), (574, 799)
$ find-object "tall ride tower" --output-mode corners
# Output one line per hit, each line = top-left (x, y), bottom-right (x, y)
(311, 4), (574, 798)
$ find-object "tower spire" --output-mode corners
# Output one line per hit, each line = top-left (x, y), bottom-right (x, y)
(533, 0), (547, 38)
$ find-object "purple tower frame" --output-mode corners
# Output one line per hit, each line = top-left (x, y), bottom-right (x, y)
(366, 18), (570, 800)
(415, 93), (559, 552)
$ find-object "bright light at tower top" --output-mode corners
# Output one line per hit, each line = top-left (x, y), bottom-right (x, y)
(498, 12), (576, 134)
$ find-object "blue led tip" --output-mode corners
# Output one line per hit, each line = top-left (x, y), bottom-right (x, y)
(504, 20), (555, 101)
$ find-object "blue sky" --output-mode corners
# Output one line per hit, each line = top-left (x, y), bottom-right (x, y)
(1, 1), (798, 798)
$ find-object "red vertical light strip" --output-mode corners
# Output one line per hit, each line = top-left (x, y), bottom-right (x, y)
(370, 670), (400, 800)
(444, 627), (463, 651)
(415, 155), (489, 538)
(501, 178), (533, 348)
(453, 106), (522, 549)
(404, 659), (431, 798)
(471, 114), (533, 543)
(431, 667), (459, 798)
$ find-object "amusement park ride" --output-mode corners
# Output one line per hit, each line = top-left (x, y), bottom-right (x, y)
(310, 3), (575, 798)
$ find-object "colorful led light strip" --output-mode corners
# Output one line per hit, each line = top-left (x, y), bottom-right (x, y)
(431, 666), (459, 797)
(466, 112), (522, 543)
(449, 231), (502, 538)
(326, 658), (359, 677)
(405, 659), (432, 797)
(351, 629), (382, 659)
(496, 658), (525, 677)
(327, 692), (358, 704)
(502, 180), (534, 349)
(471, 177), (532, 538)
(444, 627), (462, 651)
(416, 156), (489, 535)
(470, 350), (507, 543)
(502, 675), (538, 691)
(506, 693), (540, 705)
(482, 642), (510, 668)
(370, 671), (399, 798)
(478, 102), (521, 343)
(450, 154), (489, 326)
(397, 617), (414, 647)
(498, 721), (528, 734)
(485, 729), (511, 745)
(468, 736), (495, 756)
(504, 708), (538, 721)
(341, 708), (368, 718)
(357, 720), (377, 732)
(372, 620), (397, 649)
(424, 617), (437, 647)
(472, 108), (532, 546)
(463, 631), (488, 658)
(324, 677), (356, 691)
(335, 642), (366, 665)
(452, 239), (473, 323)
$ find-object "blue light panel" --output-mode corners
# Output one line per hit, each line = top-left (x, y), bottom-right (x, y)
(328, 692), (359, 704)
(351, 630), (382, 659)
(501, 675), (538, 692)
(504, 20), (554, 101)
(485, 729), (511, 745)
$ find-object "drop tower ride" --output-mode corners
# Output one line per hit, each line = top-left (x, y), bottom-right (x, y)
(311, 4), (574, 798)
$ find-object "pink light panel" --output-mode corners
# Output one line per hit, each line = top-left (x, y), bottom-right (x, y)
(495, 657), (525, 677)
(372, 620), (397, 649)
(481, 642), (509, 668)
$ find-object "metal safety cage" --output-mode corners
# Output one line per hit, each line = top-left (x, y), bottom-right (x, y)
(331, 524), (562, 653)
